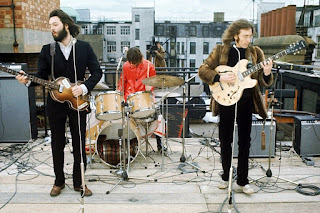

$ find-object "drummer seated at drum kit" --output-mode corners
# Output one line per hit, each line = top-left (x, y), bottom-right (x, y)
(118, 47), (166, 152)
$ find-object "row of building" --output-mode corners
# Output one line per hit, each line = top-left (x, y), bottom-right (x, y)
(1, 1), (320, 72)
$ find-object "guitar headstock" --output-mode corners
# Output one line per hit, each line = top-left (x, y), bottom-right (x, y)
(286, 40), (307, 55)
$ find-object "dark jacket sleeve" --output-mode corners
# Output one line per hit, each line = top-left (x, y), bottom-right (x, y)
(198, 45), (221, 85)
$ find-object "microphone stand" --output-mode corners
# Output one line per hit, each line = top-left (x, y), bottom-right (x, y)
(106, 48), (129, 194)
(71, 38), (86, 213)
(220, 43), (240, 213)
(260, 66), (280, 177)
(254, 66), (301, 192)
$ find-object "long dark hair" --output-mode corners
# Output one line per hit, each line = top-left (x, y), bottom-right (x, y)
(127, 47), (143, 66)
(49, 9), (80, 37)
(222, 19), (255, 46)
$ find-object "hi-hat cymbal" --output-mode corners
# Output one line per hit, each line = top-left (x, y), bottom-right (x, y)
(93, 82), (109, 90)
(142, 75), (184, 87)
(154, 91), (181, 98)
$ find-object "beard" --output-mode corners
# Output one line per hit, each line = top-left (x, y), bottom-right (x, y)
(52, 26), (68, 42)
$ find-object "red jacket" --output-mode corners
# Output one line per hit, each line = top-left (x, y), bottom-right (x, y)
(118, 59), (156, 100)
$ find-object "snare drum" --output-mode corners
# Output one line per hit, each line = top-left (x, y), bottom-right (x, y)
(127, 91), (155, 119)
(96, 119), (141, 168)
(95, 91), (123, 121)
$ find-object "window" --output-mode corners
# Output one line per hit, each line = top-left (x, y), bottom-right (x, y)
(107, 41), (116, 53)
(203, 42), (209, 54)
(202, 26), (209, 37)
(135, 15), (140, 22)
(190, 59), (196, 70)
(190, 42), (196, 54)
(121, 26), (130, 35)
(170, 42), (176, 56)
(181, 42), (185, 55)
(82, 25), (88, 34)
(156, 26), (164, 36)
(317, 36), (320, 58)
(121, 41), (130, 51)
(106, 26), (116, 35)
(135, 29), (140, 40)
(176, 42), (180, 54)
(96, 26), (103, 34)
(181, 59), (185, 68)
(189, 26), (196, 37)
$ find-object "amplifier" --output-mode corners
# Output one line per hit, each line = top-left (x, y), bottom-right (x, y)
(0, 63), (37, 142)
(233, 120), (276, 157)
(294, 115), (320, 157)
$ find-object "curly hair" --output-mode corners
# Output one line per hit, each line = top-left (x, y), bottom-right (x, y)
(49, 9), (80, 37)
(222, 19), (255, 46)
(127, 47), (143, 66)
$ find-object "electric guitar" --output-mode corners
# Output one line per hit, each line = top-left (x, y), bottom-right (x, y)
(209, 40), (307, 106)
(0, 65), (89, 111)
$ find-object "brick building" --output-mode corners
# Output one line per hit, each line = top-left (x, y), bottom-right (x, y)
(0, 0), (60, 71)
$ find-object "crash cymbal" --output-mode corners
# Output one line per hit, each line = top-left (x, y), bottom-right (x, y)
(93, 82), (109, 90)
(142, 75), (184, 87)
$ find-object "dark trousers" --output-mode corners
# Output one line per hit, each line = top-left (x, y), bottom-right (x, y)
(219, 96), (253, 186)
(47, 98), (87, 188)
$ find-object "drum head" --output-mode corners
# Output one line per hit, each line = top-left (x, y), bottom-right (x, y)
(96, 119), (141, 168)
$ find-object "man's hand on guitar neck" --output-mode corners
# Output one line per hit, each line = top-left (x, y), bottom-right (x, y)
(16, 71), (29, 85)
(261, 58), (273, 76)
(219, 72), (236, 84)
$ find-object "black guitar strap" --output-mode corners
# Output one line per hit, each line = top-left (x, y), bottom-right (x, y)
(50, 42), (56, 80)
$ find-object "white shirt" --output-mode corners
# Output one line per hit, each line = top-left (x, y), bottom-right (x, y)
(58, 37), (88, 95)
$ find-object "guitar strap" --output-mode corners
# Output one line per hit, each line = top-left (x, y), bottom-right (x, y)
(50, 42), (56, 80)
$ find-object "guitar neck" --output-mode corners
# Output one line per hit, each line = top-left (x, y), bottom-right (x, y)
(241, 49), (288, 78)
(0, 66), (59, 90)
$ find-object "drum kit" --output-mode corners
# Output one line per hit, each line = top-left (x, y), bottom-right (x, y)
(85, 74), (187, 172)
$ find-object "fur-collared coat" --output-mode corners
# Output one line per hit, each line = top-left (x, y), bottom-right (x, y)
(198, 44), (273, 119)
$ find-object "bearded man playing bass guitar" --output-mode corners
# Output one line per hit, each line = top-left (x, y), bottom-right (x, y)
(16, 9), (102, 197)
(198, 19), (273, 194)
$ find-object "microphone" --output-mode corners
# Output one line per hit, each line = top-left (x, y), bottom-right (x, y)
(72, 38), (77, 44)
(230, 41), (236, 48)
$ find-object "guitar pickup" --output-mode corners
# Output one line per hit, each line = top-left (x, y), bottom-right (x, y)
(238, 71), (244, 82)
(58, 85), (64, 93)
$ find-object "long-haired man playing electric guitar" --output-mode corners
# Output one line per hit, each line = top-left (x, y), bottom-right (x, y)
(198, 19), (273, 194)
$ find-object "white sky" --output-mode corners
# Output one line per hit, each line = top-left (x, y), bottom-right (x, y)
(60, 0), (310, 22)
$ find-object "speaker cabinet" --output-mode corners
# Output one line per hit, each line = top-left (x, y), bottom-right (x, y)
(294, 115), (320, 157)
(233, 120), (276, 157)
(164, 105), (189, 138)
(0, 63), (37, 142)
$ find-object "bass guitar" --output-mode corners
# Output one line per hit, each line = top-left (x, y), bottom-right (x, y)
(209, 40), (306, 106)
(0, 65), (89, 111)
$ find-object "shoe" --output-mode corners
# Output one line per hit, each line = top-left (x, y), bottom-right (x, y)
(239, 184), (254, 194)
(157, 143), (167, 152)
(50, 183), (65, 197)
(218, 181), (228, 189)
(74, 185), (92, 196)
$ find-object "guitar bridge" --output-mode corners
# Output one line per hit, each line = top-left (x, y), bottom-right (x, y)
(58, 85), (64, 93)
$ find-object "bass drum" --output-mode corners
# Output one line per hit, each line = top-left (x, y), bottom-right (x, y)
(96, 119), (141, 168)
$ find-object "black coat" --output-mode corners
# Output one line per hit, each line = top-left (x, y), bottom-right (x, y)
(35, 40), (102, 93)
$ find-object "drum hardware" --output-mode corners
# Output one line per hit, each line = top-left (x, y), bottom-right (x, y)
(143, 75), (185, 172)
(142, 75), (185, 88)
